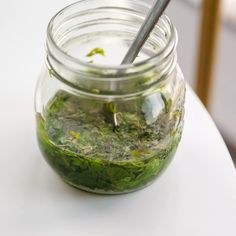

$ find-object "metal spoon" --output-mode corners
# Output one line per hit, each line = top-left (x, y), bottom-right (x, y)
(107, 0), (171, 130)
(121, 0), (171, 64)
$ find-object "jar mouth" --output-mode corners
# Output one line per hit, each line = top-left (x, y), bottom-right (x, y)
(47, 0), (177, 75)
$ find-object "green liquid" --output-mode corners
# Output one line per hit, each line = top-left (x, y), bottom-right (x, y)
(36, 91), (182, 194)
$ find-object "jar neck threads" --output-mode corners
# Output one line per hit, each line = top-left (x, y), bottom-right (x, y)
(46, 0), (177, 97)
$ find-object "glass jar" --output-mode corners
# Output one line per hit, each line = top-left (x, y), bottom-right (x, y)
(35, 0), (185, 194)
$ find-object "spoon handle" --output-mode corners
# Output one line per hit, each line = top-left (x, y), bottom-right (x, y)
(121, 0), (171, 65)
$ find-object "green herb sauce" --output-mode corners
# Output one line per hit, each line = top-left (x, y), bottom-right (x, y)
(36, 91), (182, 194)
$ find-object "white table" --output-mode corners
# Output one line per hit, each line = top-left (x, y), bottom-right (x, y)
(0, 1), (236, 235)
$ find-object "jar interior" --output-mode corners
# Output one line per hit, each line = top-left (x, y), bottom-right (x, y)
(36, 0), (184, 194)
(50, 4), (171, 66)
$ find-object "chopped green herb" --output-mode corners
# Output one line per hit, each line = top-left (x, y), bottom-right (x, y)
(91, 88), (100, 94)
(86, 47), (105, 57)
(69, 130), (81, 140)
(48, 69), (54, 77)
(161, 93), (172, 113)
(103, 102), (117, 114)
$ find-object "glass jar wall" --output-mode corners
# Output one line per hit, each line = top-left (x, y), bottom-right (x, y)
(35, 0), (185, 194)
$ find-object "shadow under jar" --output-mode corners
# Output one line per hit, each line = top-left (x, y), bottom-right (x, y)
(35, 0), (185, 194)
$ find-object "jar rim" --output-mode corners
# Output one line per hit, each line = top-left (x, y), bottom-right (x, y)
(47, 0), (177, 74)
